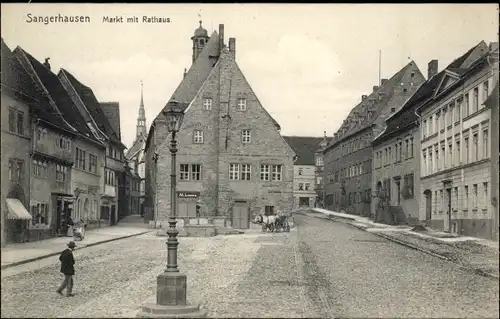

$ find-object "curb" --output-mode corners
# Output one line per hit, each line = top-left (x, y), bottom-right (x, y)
(307, 213), (499, 280)
(1, 230), (153, 270)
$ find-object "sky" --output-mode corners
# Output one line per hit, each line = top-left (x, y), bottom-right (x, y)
(1, 3), (498, 149)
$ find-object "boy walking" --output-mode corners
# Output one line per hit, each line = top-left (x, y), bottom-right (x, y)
(56, 241), (76, 297)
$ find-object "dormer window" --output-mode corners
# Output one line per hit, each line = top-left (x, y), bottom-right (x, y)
(237, 98), (247, 111)
(203, 98), (212, 110)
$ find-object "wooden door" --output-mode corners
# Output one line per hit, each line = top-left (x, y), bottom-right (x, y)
(232, 203), (249, 229)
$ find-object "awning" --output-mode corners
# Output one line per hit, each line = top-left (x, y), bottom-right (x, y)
(6, 198), (32, 220)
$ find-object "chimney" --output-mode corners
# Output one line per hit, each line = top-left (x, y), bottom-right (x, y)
(362, 95), (368, 100)
(373, 85), (379, 92)
(428, 59), (438, 79)
(489, 42), (499, 53)
(381, 78), (388, 85)
(183, 68), (187, 78)
(219, 24), (224, 55)
(43, 57), (51, 70)
(229, 37), (236, 59)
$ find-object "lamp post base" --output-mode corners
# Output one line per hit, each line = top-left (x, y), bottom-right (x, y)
(136, 272), (207, 318)
(136, 303), (207, 318)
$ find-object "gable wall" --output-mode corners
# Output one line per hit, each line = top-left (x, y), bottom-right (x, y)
(152, 50), (295, 222)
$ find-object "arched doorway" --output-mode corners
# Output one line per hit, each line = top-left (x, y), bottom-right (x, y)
(7, 184), (26, 204)
(424, 189), (432, 224)
(6, 184), (29, 243)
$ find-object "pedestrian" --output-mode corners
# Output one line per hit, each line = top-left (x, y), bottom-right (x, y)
(56, 241), (76, 297)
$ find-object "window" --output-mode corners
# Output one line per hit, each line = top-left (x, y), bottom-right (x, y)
(441, 145), (445, 169)
(241, 164), (251, 180)
(482, 81), (489, 103)
(464, 137), (469, 164)
(454, 187), (459, 210)
(448, 143), (452, 167)
(105, 169), (115, 186)
(472, 88), (479, 113)
(32, 160), (41, 177)
(180, 164), (190, 180)
(483, 182), (488, 209)
(193, 130), (204, 144)
(435, 147), (439, 171)
(191, 164), (201, 180)
(16, 110), (24, 135)
(429, 148), (434, 174)
(464, 186), (469, 210)
(473, 184), (478, 209)
(242, 129), (251, 143)
(483, 129), (489, 158)
(298, 183), (304, 191)
(422, 152), (427, 176)
(271, 164), (282, 181)
(8, 107), (16, 132)
(409, 138), (414, 157)
(31, 203), (49, 226)
(56, 164), (67, 182)
(473, 133), (478, 162)
(429, 116), (433, 134)
(422, 120), (427, 138)
(237, 98), (247, 111)
(455, 99), (461, 122)
(315, 157), (323, 166)
(203, 98), (212, 110)
(89, 154), (97, 173)
(464, 93), (469, 118)
(298, 168), (303, 175)
(229, 163), (240, 180)
(439, 190), (444, 212)
(260, 164), (270, 181)
(455, 139), (461, 166)
(76, 148), (86, 170)
(305, 183), (310, 191)
(9, 159), (23, 183)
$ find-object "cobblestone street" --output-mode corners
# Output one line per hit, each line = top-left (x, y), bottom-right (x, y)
(2, 215), (498, 318)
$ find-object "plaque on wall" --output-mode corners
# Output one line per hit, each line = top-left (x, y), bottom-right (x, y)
(178, 191), (200, 198)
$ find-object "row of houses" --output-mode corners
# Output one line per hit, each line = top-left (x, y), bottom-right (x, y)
(323, 40), (499, 240)
(1, 38), (143, 246)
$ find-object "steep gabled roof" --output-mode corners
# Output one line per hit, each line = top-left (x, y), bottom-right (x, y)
(153, 31), (220, 122)
(283, 136), (326, 165)
(1, 39), (73, 133)
(329, 61), (414, 148)
(60, 68), (125, 148)
(125, 133), (146, 159)
(375, 42), (490, 144)
(16, 47), (98, 141)
(99, 101), (122, 140)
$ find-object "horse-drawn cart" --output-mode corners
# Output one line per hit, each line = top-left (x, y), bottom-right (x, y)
(253, 210), (292, 232)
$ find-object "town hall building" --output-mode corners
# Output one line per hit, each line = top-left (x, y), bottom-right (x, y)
(144, 22), (295, 229)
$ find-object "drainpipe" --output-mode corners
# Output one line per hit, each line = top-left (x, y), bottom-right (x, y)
(486, 53), (499, 240)
(29, 118), (40, 239)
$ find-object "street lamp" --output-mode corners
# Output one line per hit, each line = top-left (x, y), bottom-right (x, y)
(137, 100), (206, 318)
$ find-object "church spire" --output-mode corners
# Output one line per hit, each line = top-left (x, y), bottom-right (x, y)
(136, 81), (147, 138)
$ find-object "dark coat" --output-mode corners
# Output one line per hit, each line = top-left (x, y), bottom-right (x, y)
(59, 248), (75, 275)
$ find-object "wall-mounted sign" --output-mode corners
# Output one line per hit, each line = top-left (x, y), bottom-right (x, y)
(178, 191), (200, 198)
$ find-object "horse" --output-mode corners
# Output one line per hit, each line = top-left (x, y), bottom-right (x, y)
(253, 214), (279, 232)
(275, 210), (291, 232)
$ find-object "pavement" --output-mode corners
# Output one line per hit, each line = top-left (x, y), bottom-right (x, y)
(293, 213), (499, 318)
(304, 208), (500, 279)
(1, 212), (498, 318)
(0, 215), (152, 269)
